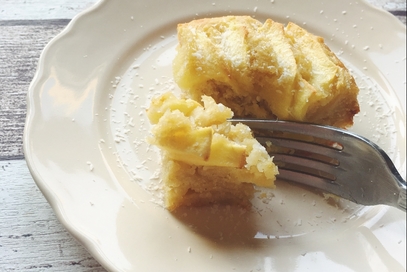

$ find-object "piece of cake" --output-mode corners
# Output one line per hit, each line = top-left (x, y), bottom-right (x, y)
(173, 16), (360, 128)
(147, 92), (278, 211)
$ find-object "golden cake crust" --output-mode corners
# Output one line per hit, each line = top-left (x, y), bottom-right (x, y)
(173, 16), (360, 128)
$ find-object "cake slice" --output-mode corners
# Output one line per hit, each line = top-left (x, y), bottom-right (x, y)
(147, 92), (278, 211)
(173, 16), (360, 128)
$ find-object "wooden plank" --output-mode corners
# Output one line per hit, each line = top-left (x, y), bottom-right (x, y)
(0, 160), (106, 271)
(0, 21), (68, 160)
(371, 0), (406, 10)
(0, 0), (404, 20)
(0, 0), (98, 20)
(365, 0), (406, 25)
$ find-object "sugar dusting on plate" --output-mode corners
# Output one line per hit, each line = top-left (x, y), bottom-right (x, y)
(104, 29), (404, 240)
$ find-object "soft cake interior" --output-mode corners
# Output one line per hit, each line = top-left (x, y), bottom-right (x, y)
(147, 92), (278, 211)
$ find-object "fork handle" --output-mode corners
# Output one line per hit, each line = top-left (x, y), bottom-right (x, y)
(398, 186), (406, 211)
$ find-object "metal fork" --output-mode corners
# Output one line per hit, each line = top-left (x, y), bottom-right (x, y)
(230, 119), (406, 211)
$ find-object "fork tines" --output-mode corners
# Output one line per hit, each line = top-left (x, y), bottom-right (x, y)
(231, 119), (347, 188)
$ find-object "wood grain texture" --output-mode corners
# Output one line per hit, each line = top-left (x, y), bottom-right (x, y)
(0, 0), (97, 20)
(0, 21), (67, 160)
(370, 0), (406, 23)
(0, 160), (106, 272)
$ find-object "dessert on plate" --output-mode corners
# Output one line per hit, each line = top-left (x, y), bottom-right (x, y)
(147, 15), (360, 210)
(147, 92), (278, 211)
(173, 16), (360, 128)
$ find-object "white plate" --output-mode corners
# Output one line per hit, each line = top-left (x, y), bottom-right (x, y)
(24, 0), (406, 271)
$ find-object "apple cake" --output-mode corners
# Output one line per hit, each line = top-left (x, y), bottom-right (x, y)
(147, 92), (278, 211)
(173, 16), (360, 128)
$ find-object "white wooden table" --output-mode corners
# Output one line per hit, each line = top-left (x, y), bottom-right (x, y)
(0, 0), (405, 271)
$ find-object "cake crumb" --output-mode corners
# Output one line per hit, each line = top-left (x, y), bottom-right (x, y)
(86, 161), (94, 171)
